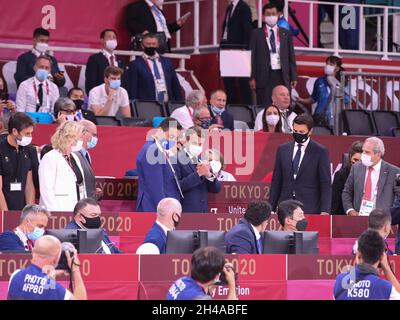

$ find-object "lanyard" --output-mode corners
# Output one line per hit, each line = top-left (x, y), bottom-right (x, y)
(187, 106), (193, 118)
(33, 79), (50, 110)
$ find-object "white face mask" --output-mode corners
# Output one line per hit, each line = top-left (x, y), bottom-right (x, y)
(325, 65), (336, 76)
(265, 15), (278, 27)
(210, 160), (222, 175)
(105, 39), (118, 51)
(35, 42), (49, 53)
(71, 140), (83, 152)
(361, 153), (374, 167)
(17, 136), (32, 147)
(188, 144), (202, 158)
(66, 114), (75, 122)
(266, 114), (280, 126)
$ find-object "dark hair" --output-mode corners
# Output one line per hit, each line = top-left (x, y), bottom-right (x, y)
(262, 104), (283, 133)
(100, 29), (116, 39)
(104, 66), (123, 78)
(8, 112), (35, 134)
(263, 2), (279, 14)
(326, 55), (345, 82)
(269, 0), (285, 12)
(159, 117), (183, 132)
(191, 247), (225, 284)
(33, 27), (50, 38)
(67, 87), (84, 98)
(277, 200), (304, 227)
(244, 201), (272, 226)
(368, 209), (392, 230)
(35, 54), (52, 66)
(293, 113), (314, 131)
(357, 229), (385, 265)
(73, 198), (99, 216)
(348, 140), (363, 166)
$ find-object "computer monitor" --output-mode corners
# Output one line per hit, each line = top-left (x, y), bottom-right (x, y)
(204, 231), (226, 252)
(46, 229), (104, 253)
(165, 230), (201, 254)
(262, 231), (319, 254)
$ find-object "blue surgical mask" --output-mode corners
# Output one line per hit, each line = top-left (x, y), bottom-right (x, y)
(109, 79), (121, 90)
(200, 118), (212, 129)
(211, 105), (224, 115)
(27, 226), (45, 241)
(160, 138), (176, 150)
(87, 136), (98, 149)
(35, 69), (49, 82)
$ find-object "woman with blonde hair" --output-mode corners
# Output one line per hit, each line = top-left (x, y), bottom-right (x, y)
(39, 121), (86, 211)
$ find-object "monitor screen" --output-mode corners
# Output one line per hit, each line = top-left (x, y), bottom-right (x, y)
(262, 231), (319, 254)
(205, 230), (226, 252)
(46, 229), (104, 253)
(165, 230), (200, 254)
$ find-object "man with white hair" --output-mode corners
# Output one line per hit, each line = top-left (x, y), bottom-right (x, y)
(137, 198), (182, 254)
(0, 204), (50, 252)
(170, 90), (207, 129)
(342, 137), (400, 216)
(7, 235), (87, 300)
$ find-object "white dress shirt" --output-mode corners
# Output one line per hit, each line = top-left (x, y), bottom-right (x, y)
(101, 49), (118, 67)
(156, 220), (172, 236)
(292, 137), (311, 179)
(88, 84), (130, 117)
(143, 53), (169, 101)
(145, 0), (171, 38)
(170, 105), (194, 129)
(14, 227), (29, 251)
(251, 224), (261, 242)
(254, 109), (297, 133)
(265, 24), (281, 70)
(16, 76), (59, 113)
(223, 0), (240, 40)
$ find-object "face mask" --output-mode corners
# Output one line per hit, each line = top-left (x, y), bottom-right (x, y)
(200, 119), (212, 129)
(361, 153), (374, 167)
(66, 114), (75, 122)
(325, 65), (336, 76)
(35, 69), (49, 82)
(105, 39), (118, 51)
(293, 132), (309, 144)
(81, 215), (101, 229)
(109, 79), (121, 90)
(73, 99), (84, 110)
(295, 218), (308, 232)
(16, 135), (32, 147)
(35, 42), (49, 53)
(160, 138), (176, 150)
(210, 160), (222, 174)
(27, 227), (45, 241)
(188, 144), (202, 158)
(144, 47), (157, 56)
(87, 136), (98, 150)
(266, 114), (280, 126)
(172, 213), (181, 228)
(211, 105), (224, 115)
(265, 16), (278, 27)
(71, 140), (83, 152)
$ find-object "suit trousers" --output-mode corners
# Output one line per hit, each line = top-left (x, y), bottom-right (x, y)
(223, 77), (253, 105)
(256, 69), (285, 106)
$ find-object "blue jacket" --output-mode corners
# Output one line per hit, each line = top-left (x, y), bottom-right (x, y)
(0, 231), (25, 252)
(167, 276), (209, 300)
(173, 151), (221, 213)
(143, 222), (167, 254)
(225, 218), (260, 254)
(136, 141), (181, 212)
(65, 220), (121, 254)
(128, 56), (182, 101)
(278, 16), (299, 36)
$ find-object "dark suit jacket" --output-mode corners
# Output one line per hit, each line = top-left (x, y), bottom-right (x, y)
(85, 52), (126, 94)
(225, 218), (260, 254)
(80, 109), (98, 125)
(390, 199), (400, 254)
(209, 106), (234, 131)
(220, 0), (253, 48)
(331, 165), (351, 215)
(136, 141), (181, 212)
(143, 222), (167, 254)
(75, 150), (96, 199)
(173, 151), (221, 213)
(0, 231), (25, 252)
(14, 51), (65, 88)
(128, 56), (182, 101)
(250, 27), (297, 89)
(270, 139), (332, 214)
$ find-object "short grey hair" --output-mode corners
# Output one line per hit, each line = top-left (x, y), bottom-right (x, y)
(54, 97), (75, 112)
(365, 137), (385, 156)
(193, 106), (209, 120)
(157, 198), (182, 218)
(20, 204), (51, 224)
(185, 90), (205, 108)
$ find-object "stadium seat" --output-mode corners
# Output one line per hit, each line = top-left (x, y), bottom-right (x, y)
(233, 120), (251, 131)
(372, 111), (400, 136)
(312, 126), (333, 135)
(254, 105), (266, 117)
(133, 100), (166, 119)
(96, 116), (121, 126)
(227, 104), (255, 129)
(342, 110), (377, 136)
(167, 101), (185, 116)
(119, 118), (153, 127)
(392, 127), (400, 137)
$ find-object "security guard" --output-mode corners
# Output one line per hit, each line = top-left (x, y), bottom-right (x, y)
(0, 112), (36, 210)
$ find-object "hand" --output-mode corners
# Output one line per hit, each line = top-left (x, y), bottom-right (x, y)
(177, 15), (189, 27)
(320, 212), (330, 215)
(249, 79), (256, 91)
(66, 249), (80, 272)
(107, 88), (117, 99)
(209, 124), (223, 131)
(197, 162), (211, 178)
(95, 188), (104, 200)
(348, 210), (359, 217)
(54, 71), (65, 81)
(223, 261), (236, 287)
(6, 100), (16, 113)
(291, 80), (297, 88)
(56, 113), (67, 124)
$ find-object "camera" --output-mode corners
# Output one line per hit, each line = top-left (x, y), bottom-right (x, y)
(0, 92), (9, 102)
(56, 242), (76, 270)
(216, 264), (238, 286)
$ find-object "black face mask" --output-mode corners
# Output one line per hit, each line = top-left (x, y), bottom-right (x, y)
(73, 99), (84, 110)
(293, 132), (309, 144)
(144, 47), (157, 56)
(81, 216), (101, 229)
(172, 213), (181, 228)
(295, 219), (308, 231)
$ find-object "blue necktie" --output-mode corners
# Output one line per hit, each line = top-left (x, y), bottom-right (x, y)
(292, 143), (302, 176)
(256, 238), (263, 254)
(150, 58), (165, 102)
(270, 29), (277, 53)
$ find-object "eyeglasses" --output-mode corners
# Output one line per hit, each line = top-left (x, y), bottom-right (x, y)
(60, 109), (76, 115)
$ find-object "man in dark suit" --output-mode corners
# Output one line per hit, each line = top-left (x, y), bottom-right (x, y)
(225, 201), (271, 254)
(85, 29), (126, 94)
(173, 127), (221, 213)
(128, 33), (182, 102)
(136, 118), (183, 212)
(66, 198), (121, 254)
(270, 113), (332, 215)
(220, 0), (253, 105)
(125, 0), (189, 53)
(14, 27), (65, 88)
(67, 87), (97, 124)
(209, 90), (234, 131)
(249, 2), (297, 106)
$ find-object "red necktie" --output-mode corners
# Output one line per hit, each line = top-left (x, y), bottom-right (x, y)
(27, 239), (34, 251)
(363, 167), (374, 201)
(110, 55), (115, 66)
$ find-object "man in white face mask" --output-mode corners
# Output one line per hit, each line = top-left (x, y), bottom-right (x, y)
(343, 137), (400, 217)
(85, 29), (126, 94)
(0, 112), (36, 211)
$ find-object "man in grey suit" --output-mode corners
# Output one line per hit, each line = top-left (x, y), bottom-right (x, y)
(342, 137), (400, 217)
(249, 2), (297, 106)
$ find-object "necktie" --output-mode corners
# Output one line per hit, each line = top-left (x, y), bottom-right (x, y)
(270, 29), (277, 53)
(85, 152), (91, 166)
(150, 58), (165, 102)
(27, 239), (34, 251)
(223, 3), (234, 40)
(281, 111), (291, 132)
(256, 238), (263, 254)
(292, 143), (302, 176)
(37, 83), (43, 111)
(363, 167), (374, 201)
(110, 55), (115, 67)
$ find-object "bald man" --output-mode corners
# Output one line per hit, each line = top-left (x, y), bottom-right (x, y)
(7, 235), (87, 300)
(139, 198), (182, 254)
